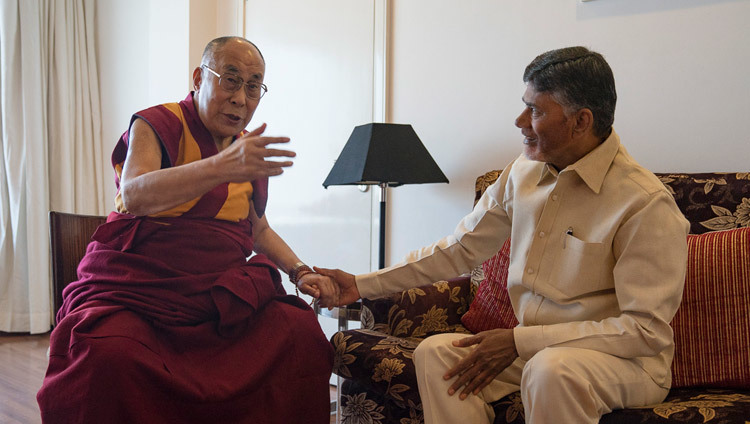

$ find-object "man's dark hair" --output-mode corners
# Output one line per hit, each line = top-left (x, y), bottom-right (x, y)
(201, 36), (265, 66)
(523, 46), (616, 138)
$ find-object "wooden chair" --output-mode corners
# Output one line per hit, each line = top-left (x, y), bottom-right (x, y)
(49, 211), (106, 317)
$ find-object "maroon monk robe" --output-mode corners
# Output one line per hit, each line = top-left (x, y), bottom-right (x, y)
(37, 93), (334, 423)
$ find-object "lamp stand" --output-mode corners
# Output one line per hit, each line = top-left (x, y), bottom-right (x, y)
(378, 183), (387, 269)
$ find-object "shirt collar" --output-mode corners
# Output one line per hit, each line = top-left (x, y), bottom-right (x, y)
(537, 130), (621, 194)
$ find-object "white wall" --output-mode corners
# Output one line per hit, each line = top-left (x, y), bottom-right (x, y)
(97, 0), (191, 208)
(244, 0), (377, 277)
(95, 0), (750, 272)
(385, 0), (750, 264)
(96, 0), (243, 210)
(97, 0), (376, 266)
(97, 0), (152, 207)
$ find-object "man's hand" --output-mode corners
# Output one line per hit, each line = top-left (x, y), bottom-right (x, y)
(216, 123), (295, 181)
(444, 328), (518, 400)
(296, 272), (340, 308)
(312, 267), (361, 307)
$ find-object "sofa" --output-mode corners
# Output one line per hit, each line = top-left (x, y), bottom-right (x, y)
(331, 170), (750, 423)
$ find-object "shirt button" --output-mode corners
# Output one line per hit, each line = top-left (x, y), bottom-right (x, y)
(527, 267), (534, 274)
(539, 231), (546, 238)
(552, 194), (559, 201)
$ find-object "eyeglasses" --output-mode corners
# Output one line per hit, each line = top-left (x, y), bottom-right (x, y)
(201, 65), (268, 100)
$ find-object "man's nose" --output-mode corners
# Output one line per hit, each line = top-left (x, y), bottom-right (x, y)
(515, 108), (529, 128)
(229, 88), (246, 105)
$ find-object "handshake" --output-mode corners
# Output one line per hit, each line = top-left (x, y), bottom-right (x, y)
(293, 266), (362, 309)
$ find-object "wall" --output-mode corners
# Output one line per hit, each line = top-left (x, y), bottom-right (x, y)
(96, 0), (243, 210)
(95, 0), (750, 271)
(97, 0), (152, 207)
(188, 0), (245, 72)
(244, 0), (377, 277)
(385, 0), (750, 264)
(97, 0), (376, 272)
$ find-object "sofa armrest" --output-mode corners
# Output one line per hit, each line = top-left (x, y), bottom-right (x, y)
(360, 275), (474, 338)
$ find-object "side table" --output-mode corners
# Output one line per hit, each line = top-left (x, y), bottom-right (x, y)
(315, 301), (362, 332)
(315, 301), (362, 423)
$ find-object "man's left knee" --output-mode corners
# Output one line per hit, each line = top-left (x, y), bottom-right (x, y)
(413, 333), (466, 375)
(521, 347), (592, 395)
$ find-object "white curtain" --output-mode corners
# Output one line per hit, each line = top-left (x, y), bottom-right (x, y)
(0, 0), (104, 333)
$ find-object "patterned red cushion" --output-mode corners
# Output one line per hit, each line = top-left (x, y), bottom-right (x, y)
(671, 227), (750, 388)
(461, 238), (518, 333)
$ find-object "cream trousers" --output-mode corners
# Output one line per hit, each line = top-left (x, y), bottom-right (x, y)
(413, 333), (668, 424)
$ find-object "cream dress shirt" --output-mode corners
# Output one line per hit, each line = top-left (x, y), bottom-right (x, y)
(355, 130), (689, 388)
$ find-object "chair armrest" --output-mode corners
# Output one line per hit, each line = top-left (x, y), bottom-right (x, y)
(360, 276), (474, 338)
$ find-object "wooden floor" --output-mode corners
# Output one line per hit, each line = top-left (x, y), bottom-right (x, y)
(0, 332), (337, 423)
(0, 332), (49, 424)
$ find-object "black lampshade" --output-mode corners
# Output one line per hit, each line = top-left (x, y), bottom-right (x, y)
(323, 123), (449, 188)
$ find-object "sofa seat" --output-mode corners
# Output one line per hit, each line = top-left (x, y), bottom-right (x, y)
(332, 171), (750, 424)
(334, 279), (750, 424)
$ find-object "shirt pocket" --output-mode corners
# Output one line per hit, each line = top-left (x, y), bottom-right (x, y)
(549, 234), (607, 299)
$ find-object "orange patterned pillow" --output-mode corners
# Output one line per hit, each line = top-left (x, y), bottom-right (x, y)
(671, 226), (750, 388)
(461, 238), (518, 333)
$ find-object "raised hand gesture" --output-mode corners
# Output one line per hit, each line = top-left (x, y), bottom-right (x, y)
(215, 123), (295, 182)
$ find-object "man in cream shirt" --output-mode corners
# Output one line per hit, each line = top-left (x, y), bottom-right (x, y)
(317, 46), (689, 424)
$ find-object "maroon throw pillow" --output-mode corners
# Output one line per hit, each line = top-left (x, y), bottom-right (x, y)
(461, 238), (518, 333)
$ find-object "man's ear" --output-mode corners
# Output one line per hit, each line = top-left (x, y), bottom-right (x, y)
(573, 108), (594, 137)
(192, 67), (203, 91)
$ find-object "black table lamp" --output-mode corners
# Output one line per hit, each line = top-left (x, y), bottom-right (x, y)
(323, 123), (449, 269)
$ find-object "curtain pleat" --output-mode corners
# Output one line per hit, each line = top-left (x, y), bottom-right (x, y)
(48, 0), (105, 215)
(0, 0), (104, 333)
